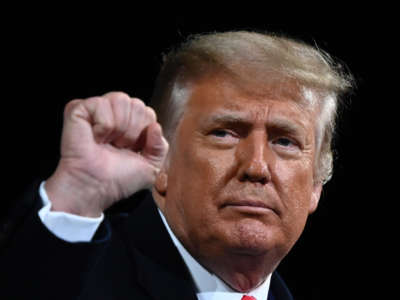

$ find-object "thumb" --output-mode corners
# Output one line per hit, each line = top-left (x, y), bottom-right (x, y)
(142, 122), (169, 166)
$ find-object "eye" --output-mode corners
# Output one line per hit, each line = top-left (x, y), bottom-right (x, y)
(274, 137), (295, 147)
(207, 129), (239, 147)
(271, 137), (302, 153)
(211, 129), (231, 138)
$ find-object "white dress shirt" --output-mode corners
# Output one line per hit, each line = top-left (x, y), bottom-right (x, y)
(38, 181), (271, 300)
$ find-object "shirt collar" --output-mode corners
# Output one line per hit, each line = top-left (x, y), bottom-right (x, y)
(158, 209), (271, 300)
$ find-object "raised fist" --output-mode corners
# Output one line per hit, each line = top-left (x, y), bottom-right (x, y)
(45, 92), (169, 217)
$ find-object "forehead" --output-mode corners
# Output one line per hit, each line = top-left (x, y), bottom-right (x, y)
(184, 74), (318, 125)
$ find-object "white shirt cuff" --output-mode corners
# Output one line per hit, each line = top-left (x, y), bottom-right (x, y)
(38, 181), (104, 242)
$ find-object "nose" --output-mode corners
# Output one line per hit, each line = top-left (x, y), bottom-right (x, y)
(237, 131), (272, 185)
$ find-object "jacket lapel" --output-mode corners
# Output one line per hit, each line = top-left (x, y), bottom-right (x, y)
(268, 272), (294, 300)
(118, 192), (198, 300)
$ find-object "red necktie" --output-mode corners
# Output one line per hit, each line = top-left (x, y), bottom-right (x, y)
(241, 296), (257, 300)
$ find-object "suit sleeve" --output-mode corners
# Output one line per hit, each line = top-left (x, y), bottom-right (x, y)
(0, 181), (112, 300)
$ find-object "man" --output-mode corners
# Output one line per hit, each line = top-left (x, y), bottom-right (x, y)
(1, 31), (353, 299)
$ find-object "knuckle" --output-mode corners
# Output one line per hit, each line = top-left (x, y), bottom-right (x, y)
(129, 98), (146, 118)
(130, 97), (145, 108)
(104, 91), (130, 103)
(146, 106), (157, 122)
(64, 99), (82, 116)
(86, 96), (104, 105)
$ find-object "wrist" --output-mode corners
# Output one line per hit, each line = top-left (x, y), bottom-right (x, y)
(45, 162), (106, 218)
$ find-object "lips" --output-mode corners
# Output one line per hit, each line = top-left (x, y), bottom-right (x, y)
(221, 198), (278, 215)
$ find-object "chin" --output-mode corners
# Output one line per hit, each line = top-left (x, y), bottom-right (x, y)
(228, 218), (286, 256)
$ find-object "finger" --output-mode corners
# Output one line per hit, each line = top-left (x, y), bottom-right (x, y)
(142, 122), (169, 168)
(83, 96), (115, 143)
(61, 99), (93, 153)
(113, 99), (157, 148)
(102, 92), (132, 144)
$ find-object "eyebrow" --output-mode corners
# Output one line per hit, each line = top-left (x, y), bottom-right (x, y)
(206, 114), (250, 125)
(204, 111), (307, 134)
(267, 118), (307, 135)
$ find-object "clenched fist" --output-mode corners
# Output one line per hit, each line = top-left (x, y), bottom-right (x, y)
(45, 92), (169, 217)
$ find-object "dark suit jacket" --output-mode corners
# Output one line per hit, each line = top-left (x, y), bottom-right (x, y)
(0, 181), (293, 300)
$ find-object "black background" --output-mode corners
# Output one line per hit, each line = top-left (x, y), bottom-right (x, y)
(2, 8), (390, 299)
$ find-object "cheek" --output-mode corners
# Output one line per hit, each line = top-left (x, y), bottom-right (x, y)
(273, 160), (314, 233)
(165, 146), (238, 245)
(184, 135), (237, 188)
(274, 158), (314, 198)
(168, 141), (234, 218)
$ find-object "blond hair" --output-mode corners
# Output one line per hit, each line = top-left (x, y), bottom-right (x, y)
(150, 31), (354, 184)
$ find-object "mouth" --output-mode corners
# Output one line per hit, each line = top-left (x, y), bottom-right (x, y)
(221, 199), (277, 215)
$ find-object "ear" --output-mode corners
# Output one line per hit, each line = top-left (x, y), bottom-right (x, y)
(309, 183), (323, 214)
(153, 169), (168, 210)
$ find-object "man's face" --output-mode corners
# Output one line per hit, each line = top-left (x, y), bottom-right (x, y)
(156, 74), (322, 274)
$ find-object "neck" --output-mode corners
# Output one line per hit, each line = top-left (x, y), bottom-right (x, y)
(198, 251), (279, 292)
